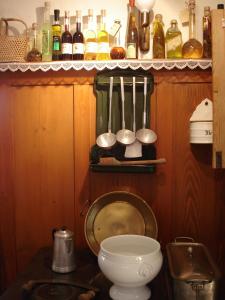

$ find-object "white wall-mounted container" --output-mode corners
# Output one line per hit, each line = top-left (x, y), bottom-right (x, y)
(190, 98), (213, 144)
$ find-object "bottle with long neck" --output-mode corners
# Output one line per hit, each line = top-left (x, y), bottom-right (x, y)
(202, 6), (212, 58)
(42, 1), (52, 61)
(84, 9), (97, 60)
(61, 10), (73, 60)
(96, 9), (110, 60)
(182, 0), (203, 58)
(27, 23), (42, 62)
(126, 0), (138, 59)
(52, 9), (61, 61)
(73, 10), (84, 60)
(153, 14), (165, 59)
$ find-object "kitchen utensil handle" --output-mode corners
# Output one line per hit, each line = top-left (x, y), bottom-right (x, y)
(174, 237), (195, 243)
(108, 76), (113, 133)
(133, 77), (136, 132)
(120, 76), (125, 129)
(119, 158), (166, 165)
(143, 77), (147, 129)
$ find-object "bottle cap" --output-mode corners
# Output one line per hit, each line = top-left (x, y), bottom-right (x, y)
(101, 9), (106, 17)
(129, 0), (135, 7)
(32, 23), (38, 30)
(76, 10), (82, 18)
(171, 19), (177, 24)
(88, 9), (93, 16)
(44, 1), (51, 8)
(65, 10), (70, 18)
(217, 4), (224, 9)
(155, 14), (163, 21)
(54, 9), (60, 20)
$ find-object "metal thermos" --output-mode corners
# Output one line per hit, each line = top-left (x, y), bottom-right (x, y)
(52, 227), (76, 273)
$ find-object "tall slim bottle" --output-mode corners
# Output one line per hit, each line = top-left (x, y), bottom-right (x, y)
(182, 0), (203, 58)
(52, 9), (61, 61)
(126, 0), (138, 59)
(153, 14), (165, 59)
(73, 10), (84, 60)
(61, 11), (73, 60)
(84, 9), (97, 60)
(42, 1), (52, 62)
(202, 6), (212, 58)
(96, 9), (110, 60)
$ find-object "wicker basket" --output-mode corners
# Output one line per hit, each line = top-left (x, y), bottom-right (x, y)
(0, 18), (28, 62)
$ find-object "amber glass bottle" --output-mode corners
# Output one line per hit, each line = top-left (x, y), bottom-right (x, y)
(126, 0), (138, 59)
(61, 11), (73, 60)
(202, 6), (212, 58)
(182, 0), (203, 59)
(153, 14), (165, 59)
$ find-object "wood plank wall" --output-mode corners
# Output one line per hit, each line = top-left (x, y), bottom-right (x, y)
(0, 69), (224, 290)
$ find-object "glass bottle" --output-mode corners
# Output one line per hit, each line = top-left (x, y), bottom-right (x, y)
(27, 23), (42, 62)
(153, 14), (165, 59)
(42, 1), (52, 62)
(165, 19), (182, 59)
(126, 0), (138, 59)
(139, 11), (150, 53)
(73, 10), (84, 60)
(61, 10), (73, 60)
(96, 9), (110, 60)
(182, 0), (203, 59)
(110, 19), (126, 59)
(202, 6), (212, 58)
(84, 9), (97, 60)
(52, 9), (61, 61)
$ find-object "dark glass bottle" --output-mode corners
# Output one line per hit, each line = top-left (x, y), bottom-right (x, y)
(73, 10), (84, 60)
(202, 6), (212, 58)
(153, 14), (165, 59)
(52, 9), (61, 61)
(126, 0), (138, 59)
(61, 11), (72, 60)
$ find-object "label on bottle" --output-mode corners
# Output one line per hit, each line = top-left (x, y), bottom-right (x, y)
(98, 42), (109, 54)
(167, 36), (182, 51)
(73, 43), (84, 54)
(62, 43), (72, 54)
(127, 43), (137, 58)
(85, 42), (98, 54)
(53, 36), (60, 51)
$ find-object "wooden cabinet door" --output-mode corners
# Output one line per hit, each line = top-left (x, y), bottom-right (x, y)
(0, 84), (75, 274)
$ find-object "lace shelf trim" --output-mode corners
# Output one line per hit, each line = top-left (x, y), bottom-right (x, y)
(0, 59), (212, 72)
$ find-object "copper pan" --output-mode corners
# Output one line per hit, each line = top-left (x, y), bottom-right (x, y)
(84, 191), (158, 255)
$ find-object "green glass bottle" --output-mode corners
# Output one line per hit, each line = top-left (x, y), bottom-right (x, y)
(165, 19), (182, 59)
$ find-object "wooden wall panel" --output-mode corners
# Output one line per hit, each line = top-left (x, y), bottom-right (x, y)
(9, 85), (75, 271)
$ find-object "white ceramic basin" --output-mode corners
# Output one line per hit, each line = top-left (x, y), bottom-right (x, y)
(98, 234), (163, 300)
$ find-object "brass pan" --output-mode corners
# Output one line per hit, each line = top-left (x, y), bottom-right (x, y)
(85, 191), (158, 255)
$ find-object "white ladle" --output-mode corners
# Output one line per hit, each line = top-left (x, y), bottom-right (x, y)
(116, 77), (136, 145)
(96, 76), (117, 148)
(125, 77), (142, 158)
(136, 77), (157, 144)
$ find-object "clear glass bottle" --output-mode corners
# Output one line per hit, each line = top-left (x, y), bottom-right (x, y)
(52, 9), (61, 61)
(61, 10), (73, 60)
(27, 23), (42, 62)
(96, 9), (110, 60)
(42, 1), (52, 62)
(202, 6), (212, 58)
(73, 10), (84, 60)
(153, 14), (165, 59)
(126, 0), (138, 59)
(165, 19), (182, 59)
(84, 9), (97, 60)
(182, 0), (203, 59)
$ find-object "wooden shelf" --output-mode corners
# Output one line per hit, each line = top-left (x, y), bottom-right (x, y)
(0, 59), (212, 72)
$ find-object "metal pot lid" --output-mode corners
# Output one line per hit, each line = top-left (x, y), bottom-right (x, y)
(84, 191), (158, 255)
(166, 240), (221, 282)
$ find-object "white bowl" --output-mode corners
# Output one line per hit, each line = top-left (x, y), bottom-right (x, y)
(98, 234), (163, 300)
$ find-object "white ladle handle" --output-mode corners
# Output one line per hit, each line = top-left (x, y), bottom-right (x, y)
(143, 77), (147, 129)
(120, 76), (125, 130)
(133, 77), (136, 132)
(108, 76), (113, 133)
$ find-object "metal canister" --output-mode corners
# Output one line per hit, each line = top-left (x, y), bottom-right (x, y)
(166, 237), (221, 300)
